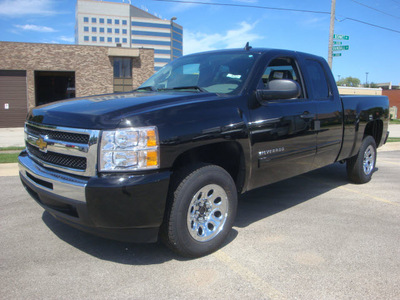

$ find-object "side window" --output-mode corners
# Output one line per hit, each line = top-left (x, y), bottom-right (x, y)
(260, 57), (304, 98)
(305, 60), (331, 99)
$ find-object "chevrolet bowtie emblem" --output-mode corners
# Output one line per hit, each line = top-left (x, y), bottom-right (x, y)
(36, 137), (48, 153)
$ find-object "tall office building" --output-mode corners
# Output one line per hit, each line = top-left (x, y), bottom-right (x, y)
(75, 0), (183, 70)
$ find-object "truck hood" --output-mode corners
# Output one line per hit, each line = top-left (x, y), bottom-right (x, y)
(27, 91), (218, 129)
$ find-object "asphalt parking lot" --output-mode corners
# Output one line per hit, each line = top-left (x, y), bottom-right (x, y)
(1, 147), (399, 299)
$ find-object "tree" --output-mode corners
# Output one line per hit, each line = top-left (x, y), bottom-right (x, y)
(337, 77), (361, 87)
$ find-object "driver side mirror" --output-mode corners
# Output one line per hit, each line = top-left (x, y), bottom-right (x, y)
(256, 79), (301, 103)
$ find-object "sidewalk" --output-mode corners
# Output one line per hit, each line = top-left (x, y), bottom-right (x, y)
(0, 127), (25, 147)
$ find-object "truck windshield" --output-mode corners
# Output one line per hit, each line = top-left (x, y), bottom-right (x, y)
(138, 52), (260, 95)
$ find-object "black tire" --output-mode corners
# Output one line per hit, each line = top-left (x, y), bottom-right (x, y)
(161, 164), (237, 258)
(347, 136), (377, 184)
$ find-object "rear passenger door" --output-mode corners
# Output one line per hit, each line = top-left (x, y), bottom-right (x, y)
(303, 59), (343, 168)
(248, 56), (318, 190)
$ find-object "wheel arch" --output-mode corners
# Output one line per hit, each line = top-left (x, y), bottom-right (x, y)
(170, 141), (246, 194)
(364, 119), (383, 147)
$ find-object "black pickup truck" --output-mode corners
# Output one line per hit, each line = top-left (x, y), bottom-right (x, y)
(19, 47), (389, 257)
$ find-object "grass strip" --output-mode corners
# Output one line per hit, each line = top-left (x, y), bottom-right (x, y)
(387, 137), (400, 143)
(0, 153), (19, 164)
(0, 147), (25, 152)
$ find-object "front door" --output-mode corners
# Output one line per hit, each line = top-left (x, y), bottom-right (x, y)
(248, 56), (317, 190)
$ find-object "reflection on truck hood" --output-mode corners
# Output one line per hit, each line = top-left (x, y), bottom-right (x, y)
(27, 91), (217, 129)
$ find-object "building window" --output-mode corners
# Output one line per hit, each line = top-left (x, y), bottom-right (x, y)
(115, 37), (120, 43)
(84, 26), (89, 32)
(100, 37), (105, 42)
(115, 19), (119, 25)
(84, 36), (89, 41)
(92, 27), (97, 33)
(100, 27), (104, 33)
(115, 28), (119, 34)
(100, 18), (104, 24)
(107, 28), (112, 33)
(113, 57), (132, 92)
(122, 29), (127, 34)
(92, 17), (96, 23)
(92, 36), (97, 42)
(107, 19), (112, 24)
(83, 17), (89, 23)
(107, 37), (112, 42)
(122, 38), (127, 43)
(122, 20), (127, 25)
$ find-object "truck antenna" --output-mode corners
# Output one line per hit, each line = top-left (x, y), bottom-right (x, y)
(244, 42), (252, 51)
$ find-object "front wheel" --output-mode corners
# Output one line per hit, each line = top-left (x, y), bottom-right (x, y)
(347, 136), (377, 184)
(161, 164), (237, 258)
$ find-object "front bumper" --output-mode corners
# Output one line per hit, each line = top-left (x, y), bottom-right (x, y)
(19, 151), (171, 243)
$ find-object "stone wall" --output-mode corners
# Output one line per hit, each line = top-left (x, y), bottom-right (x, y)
(0, 42), (154, 110)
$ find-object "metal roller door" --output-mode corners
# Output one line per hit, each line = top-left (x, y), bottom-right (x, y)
(0, 70), (27, 128)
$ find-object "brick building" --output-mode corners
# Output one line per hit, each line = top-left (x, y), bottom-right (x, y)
(0, 41), (154, 128)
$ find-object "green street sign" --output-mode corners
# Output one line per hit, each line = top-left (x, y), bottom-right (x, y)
(332, 45), (349, 51)
(333, 53), (342, 57)
(333, 41), (342, 45)
(334, 34), (350, 40)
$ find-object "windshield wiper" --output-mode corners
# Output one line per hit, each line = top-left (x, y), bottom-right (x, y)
(135, 86), (157, 92)
(159, 86), (208, 93)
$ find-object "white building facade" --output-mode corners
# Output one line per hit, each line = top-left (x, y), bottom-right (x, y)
(75, 0), (183, 70)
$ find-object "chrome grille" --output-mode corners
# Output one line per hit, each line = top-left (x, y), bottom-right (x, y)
(25, 122), (100, 177)
(26, 144), (87, 170)
(26, 124), (90, 144)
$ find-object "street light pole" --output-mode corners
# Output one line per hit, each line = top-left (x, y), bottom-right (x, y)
(366, 72), (369, 87)
(170, 17), (177, 62)
(328, 0), (336, 69)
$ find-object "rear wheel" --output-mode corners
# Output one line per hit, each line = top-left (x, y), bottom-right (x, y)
(161, 164), (237, 258)
(347, 136), (377, 184)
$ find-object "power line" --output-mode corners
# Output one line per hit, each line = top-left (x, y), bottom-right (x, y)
(338, 17), (400, 33)
(151, 0), (330, 15)
(350, 0), (400, 19)
(151, 0), (400, 34)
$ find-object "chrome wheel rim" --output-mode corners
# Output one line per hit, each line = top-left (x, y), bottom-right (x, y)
(187, 184), (229, 242)
(363, 145), (375, 175)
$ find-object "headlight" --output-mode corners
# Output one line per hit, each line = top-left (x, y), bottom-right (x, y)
(99, 126), (159, 171)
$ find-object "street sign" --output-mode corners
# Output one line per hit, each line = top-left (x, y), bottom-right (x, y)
(333, 41), (342, 45)
(334, 34), (349, 40)
(332, 45), (349, 51)
(333, 53), (342, 57)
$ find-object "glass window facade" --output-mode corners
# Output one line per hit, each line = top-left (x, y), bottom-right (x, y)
(122, 20), (127, 25)
(115, 28), (120, 34)
(107, 28), (112, 33)
(115, 19), (119, 25)
(131, 21), (170, 29)
(84, 26), (89, 32)
(92, 27), (97, 33)
(132, 39), (170, 46)
(100, 27), (104, 33)
(122, 38), (127, 43)
(92, 36), (97, 42)
(100, 18), (104, 24)
(84, 17), (89, 23)
(132, 30), (170, 37)
(115, 38), (120, 43)
(100, 37), (105, 42)
(122, 29), (127, 34)
(84, 36), (89, 41)
(107, 37), (112, 42)
(107, 19), (112, 24)
(92, 18), (96, 23)
(113, 57), (132, 92)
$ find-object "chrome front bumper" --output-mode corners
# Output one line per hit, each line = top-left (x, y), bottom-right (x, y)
(18, 152), (88, 202)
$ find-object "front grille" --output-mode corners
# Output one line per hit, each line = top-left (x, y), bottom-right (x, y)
(26, 124), (89, 144)
(25, 123), (100, 176)
(27, 144), (87, 170)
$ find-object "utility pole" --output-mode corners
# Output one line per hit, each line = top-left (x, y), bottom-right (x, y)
(328, 0), (336, 69)
(366, 72), (369, 87)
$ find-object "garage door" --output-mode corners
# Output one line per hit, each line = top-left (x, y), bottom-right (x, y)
(0, 70), (27, 128)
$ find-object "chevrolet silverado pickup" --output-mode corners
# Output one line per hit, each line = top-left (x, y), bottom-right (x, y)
(19, 47), (389, 257)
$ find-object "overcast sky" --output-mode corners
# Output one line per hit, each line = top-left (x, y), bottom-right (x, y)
(0, 0), (399, 84)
